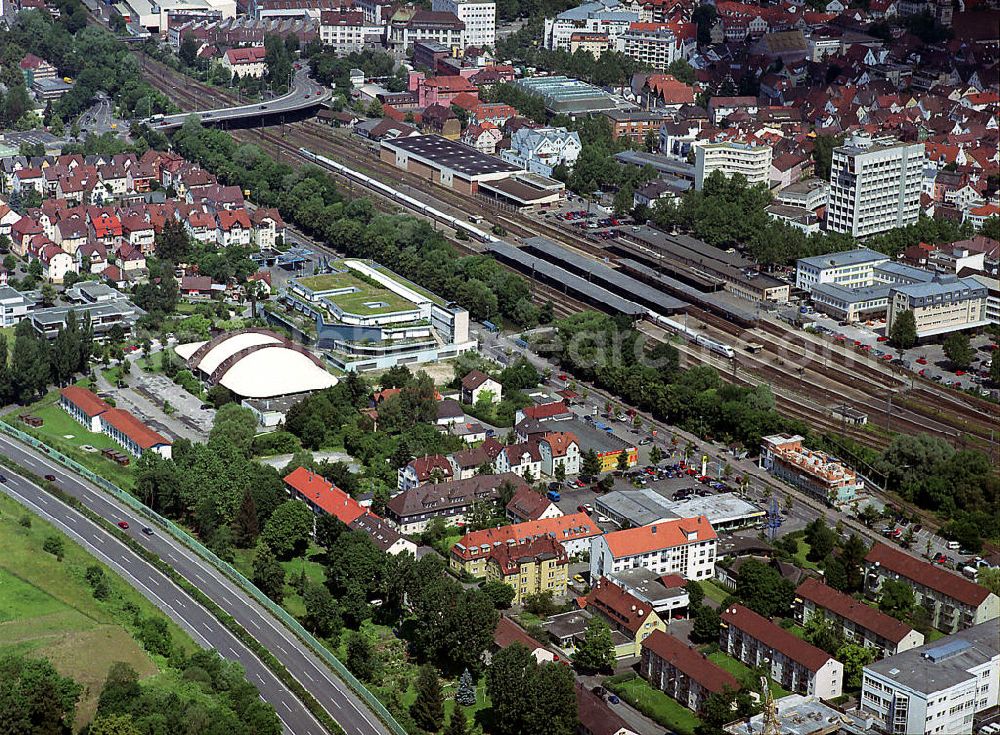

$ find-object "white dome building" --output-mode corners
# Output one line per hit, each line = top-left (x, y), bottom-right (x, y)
(174, 329), (338, 399)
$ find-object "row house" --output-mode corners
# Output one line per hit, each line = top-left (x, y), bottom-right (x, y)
(448, 438), (504, 480)
(216, 209), (252, 248)
(385, 473), (526, 535)
(795, 577), (925, 658)
(641, 630), (741, 712)
(720, 603), (844, 699)
(864, 543), (1000, 633)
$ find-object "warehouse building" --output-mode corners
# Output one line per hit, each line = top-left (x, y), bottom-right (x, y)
(513, 75), (628, 115)
(379, 134), (522, 194)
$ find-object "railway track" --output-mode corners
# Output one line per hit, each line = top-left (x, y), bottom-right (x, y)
(135, 53), (997, 455)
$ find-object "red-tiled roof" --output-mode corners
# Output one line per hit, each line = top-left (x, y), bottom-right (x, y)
(796, 577), (915, 644)
(101, 408), (171, 449)
(575, 683), (631, 735)
(494, 616), (546, 652)
(865, 543), (993, 608)
(225, 46), (266, 64)
(584, 578), (657, 634)
(521, 401), (570, 420)
(488, 536), (566, 575)
(452, 512), (600, 561)
(603, 516), (716, 558)
(60, 386), (110, 417)
(461, 369), (493, 390)
(506, 485), (558, 521)
(721, 604), (832, 672)
(642, 630), (741, 694)
(284, 466), (366, 525)
(406, 455), (453, 482)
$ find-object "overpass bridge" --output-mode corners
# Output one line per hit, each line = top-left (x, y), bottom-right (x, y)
(146, 68), (330, 132)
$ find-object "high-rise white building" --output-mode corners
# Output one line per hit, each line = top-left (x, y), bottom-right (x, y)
(860, 619), (999, 735)
(432, 0), (495, 48)
(827, 134), (924, 238)
(693, 140), (772, 190)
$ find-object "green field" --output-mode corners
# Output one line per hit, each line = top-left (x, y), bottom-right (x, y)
(296, 271), (416, 315)
(3, 392), (135, 489)
(698, 579), (732, 604)
(605, 675), (701, 735)
(0, 490), (194, 728)
(707, 651), (791, 698)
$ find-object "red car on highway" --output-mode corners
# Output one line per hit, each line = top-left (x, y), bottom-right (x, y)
(117, 521), (129, 530)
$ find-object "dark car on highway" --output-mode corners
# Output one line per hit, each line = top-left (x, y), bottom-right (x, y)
(44, 474), (57, 482)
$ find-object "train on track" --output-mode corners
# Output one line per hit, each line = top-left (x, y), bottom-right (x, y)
(298, 148), (501, 244)
(647, 313), (736, 358)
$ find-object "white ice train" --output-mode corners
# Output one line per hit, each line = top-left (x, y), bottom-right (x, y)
(297, 147), (500, 244)
(647, 312), (736, 359)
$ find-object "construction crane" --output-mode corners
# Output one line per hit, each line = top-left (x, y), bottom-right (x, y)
(759, 676), (781, 735)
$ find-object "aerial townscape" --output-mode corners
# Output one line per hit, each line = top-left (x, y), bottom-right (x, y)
(0, 0), (999, 732)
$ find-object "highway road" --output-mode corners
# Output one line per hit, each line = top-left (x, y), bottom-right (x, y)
(149, 68), (330, 131)
(0, 433), (390, 735)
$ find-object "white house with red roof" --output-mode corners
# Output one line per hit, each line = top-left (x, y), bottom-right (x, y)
(0, 203), (22, 239)
(60, 386), (172, 459)
(76, 242), (109, 274)
(460, 369), (502, 405)
(461, 122), (503, 154)
(40, 243), (77, 284)
(60, 386), (110, 432)
(397, 454), (454, 492)
(537, 431), (580, 476)
(117, 243), (147, 274)
(591, 516), (718, 582)
(222, 47), (267, 78)
(13, 168), (44, 195)
(250, 207), (285, 249)
(505, 485), (563, 523)
(215, 209), (252, 248)
(284, 466), (367, 526)
(495, 442), (543, 480)
(121, 214), (156, 254)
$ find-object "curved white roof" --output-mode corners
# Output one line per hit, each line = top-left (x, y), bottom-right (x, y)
(192, 332), (284, 375)
(217, 345), (338, 398)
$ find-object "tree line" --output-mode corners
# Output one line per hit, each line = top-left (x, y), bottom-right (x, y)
(0, 313), (93, 406)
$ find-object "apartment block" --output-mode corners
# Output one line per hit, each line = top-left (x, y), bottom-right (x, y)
(485, 536), (568, 604)
(432, 0), (494, 47)
(694, 141), (773, 190)
(827, 134), (924, 238)
(641, 629), (741, 712)
(450, 512), (601, 577)
(864, 544), (1000, 634)
(860, 619), (999, 735)
(795, 578), (925, 658)
(886, 275), (990, 339)
(759, 434), (863, 505)
(590, 515), (717, 582)
(615, 24), (680, 69)
(720, 604), (844, 700)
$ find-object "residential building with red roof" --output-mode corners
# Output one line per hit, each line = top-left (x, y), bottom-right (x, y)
(215, 209), (252, 248)
(582, 577), (667, 658)
(385, 473), (526, 535)
(460, 369), (502, 405)
(537, 430), (580, 476)
(251, 207), (286, 249)
(795, 577), (924, 657)
(641, 629), (741, 711)
(60, 386), (111, 432)
(591, 516), (717, 582)
(864, 543), (999, 633)
(222, 46), (267, 78)
(284, 466), (366, 526)
(451, 511), (601, 576)
(575, 682), (637, 735)
(495, 441), (542, 480)
(485, 535), (568, 605)
(505, 485), (563, 523)
(515, 400), (572, 423)
(493, 617), (556, 664)
(721, 603), (844, 699)
(397, 454), (454, 492)
(100, 408), (173, 460)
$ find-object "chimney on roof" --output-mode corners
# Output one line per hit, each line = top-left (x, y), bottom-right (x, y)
(651, 525), (657, 534)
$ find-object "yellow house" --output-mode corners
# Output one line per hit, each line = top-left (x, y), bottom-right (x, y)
(485, 536), (569, 605)
(584, 577), (667, 658)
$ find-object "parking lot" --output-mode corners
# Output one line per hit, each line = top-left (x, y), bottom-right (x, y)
(803, 312), (995, 394)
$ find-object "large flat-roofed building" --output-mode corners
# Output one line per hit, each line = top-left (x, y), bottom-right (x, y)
(864, 543), (1000, 633)
(30, 299), (145, 341)
(513, 75), (628, 115)
(859, 619), (999, 735)
(795, 578), (925, 658)
(277, 259), (476, 372)
(795, 248), (890, 293)
(694, 141), (773, 190)
(590, 515), (717, 582)
(380, 134), (521, 194)
(641, 630), (741, 712)
(827, 134), (923, 238)
(759, 434), (862, 505)
(886, 275), (990, 338)
(431, 0), (494, 47)
(720, 603), (844, 700)
(806, 260), (937, 323)
(595, 489), (764, 531)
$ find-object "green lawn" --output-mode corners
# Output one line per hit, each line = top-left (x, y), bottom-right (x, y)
(295, 271), (416, 315)
(698, 579), (732, 604)
(707, 651), (791, 698)
(606, 676), (701, 735)
(233, 545), (327, 620)
(3, 393), (136, 489)
(784, 622), (806, 639)
(0, 490), (194, 729)
(792, 537), (821, 571)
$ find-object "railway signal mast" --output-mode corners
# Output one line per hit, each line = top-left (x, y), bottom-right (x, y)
(764, 496), (783, 540)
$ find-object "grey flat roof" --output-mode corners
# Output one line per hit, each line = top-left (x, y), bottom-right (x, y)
(31, 300), (143, 325)
(384, 135), (522, 178)
(560, 416), (633, 455)
(521, 236), (687, 314)
(614, 150), (695, 179)
(610, 567), (687, 606)
(798, 248), (888, 270)
(487, 241), (648, 317)
(597, 489), (762, 527)
(810, 282), (891, 303)
(892, 275), (987, 300)
(865, 619), (999, 695)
